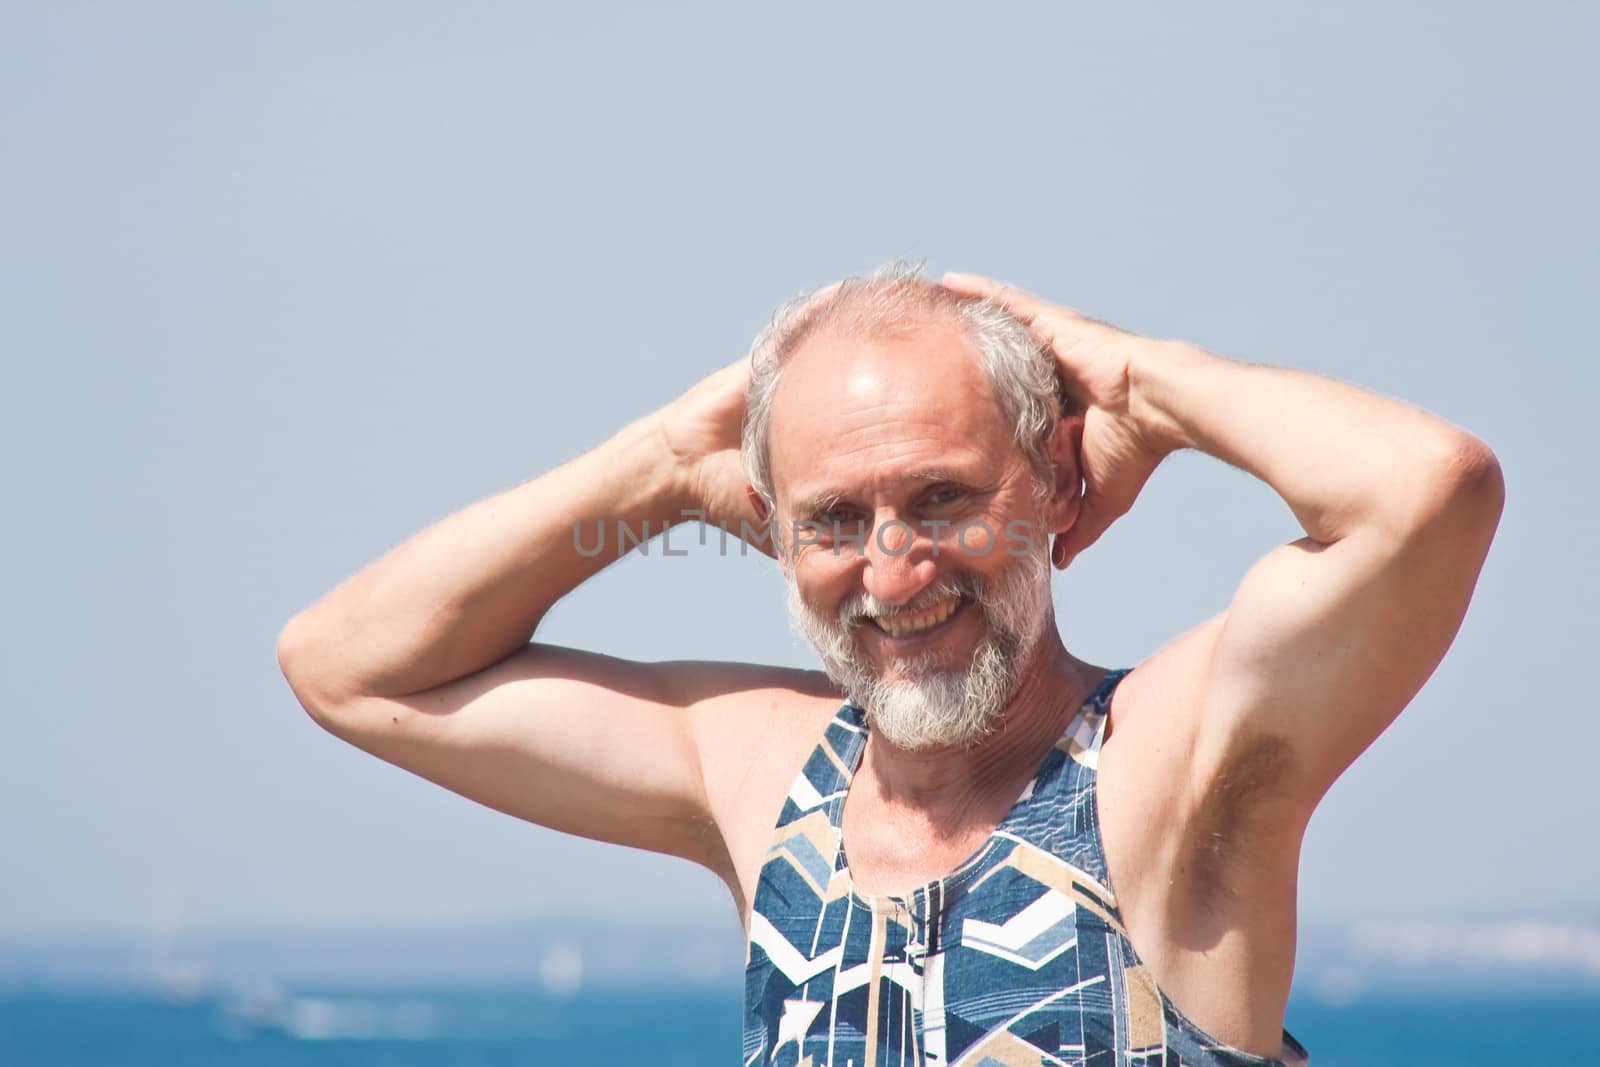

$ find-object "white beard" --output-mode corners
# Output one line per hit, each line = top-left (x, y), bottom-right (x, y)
(784, 535), (1055, 751)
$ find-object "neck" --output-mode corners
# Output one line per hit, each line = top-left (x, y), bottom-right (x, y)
(860, 625), (1100, 816)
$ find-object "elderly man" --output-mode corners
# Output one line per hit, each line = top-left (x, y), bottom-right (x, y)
(278, 263), (1503, 1066)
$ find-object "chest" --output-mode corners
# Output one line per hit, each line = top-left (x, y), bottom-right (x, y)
(835, 758), (1041, 900)
(740, 681), (1308, 1065)
(743, 767), (1178, 1067)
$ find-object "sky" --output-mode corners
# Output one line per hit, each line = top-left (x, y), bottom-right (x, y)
(3, 3), (1596, 950)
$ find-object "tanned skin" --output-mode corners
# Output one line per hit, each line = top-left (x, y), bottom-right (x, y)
(279, 274), (1503, 1058)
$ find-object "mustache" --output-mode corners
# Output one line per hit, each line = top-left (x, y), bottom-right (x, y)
(835, 573), (981, 630)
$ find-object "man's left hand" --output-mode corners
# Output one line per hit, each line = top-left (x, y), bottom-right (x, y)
(942, 272), (1177, 569)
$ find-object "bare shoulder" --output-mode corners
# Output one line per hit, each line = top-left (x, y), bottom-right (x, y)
(680, 663), (843, 926)
(684, 664), (843, 784)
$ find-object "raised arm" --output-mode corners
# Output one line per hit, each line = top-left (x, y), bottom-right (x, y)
(942, 273), (1505, 812)
(1127, 343), (1504, 805)
(275, 357), (825, 891)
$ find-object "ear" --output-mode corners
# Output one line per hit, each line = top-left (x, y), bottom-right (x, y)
(1045, 416), (1085, 555)
(746, 485), (771, 525)
(746, 486), (789, 575)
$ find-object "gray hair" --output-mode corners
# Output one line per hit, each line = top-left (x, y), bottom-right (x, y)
(740, 261), (1075, 532)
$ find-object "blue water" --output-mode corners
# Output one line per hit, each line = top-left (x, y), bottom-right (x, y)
(2, 986), (1596, 1065)
(0, 987), (738, 1066)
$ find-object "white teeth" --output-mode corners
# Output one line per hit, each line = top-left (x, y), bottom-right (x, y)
(873, 597), (959, 637)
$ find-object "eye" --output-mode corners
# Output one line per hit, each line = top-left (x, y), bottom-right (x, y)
(925, 486), (967, 508)
(819, 506), (863, 528)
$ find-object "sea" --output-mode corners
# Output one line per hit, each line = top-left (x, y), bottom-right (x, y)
(2, 985), (1596, 1066)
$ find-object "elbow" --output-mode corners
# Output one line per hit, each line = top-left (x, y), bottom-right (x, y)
(276, 612), (344, 728)
(1435, 434), (1505, 523)
(1407, 434), (1505, 545)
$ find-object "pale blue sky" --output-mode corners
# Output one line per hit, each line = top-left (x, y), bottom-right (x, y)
(4, 4), (1595, 943)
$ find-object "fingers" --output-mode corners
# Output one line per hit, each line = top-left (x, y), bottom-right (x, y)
(941, 272), (1046, 324)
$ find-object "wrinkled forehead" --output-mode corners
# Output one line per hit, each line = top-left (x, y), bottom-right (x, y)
(765, 317), (1017, 508)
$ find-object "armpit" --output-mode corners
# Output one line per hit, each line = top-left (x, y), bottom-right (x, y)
(1181, 730), (1298, 908)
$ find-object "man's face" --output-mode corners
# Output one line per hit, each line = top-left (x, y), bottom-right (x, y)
(767, 319), (1061, 750)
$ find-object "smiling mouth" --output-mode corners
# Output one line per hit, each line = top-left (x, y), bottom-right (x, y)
(866, 595), (964, 638)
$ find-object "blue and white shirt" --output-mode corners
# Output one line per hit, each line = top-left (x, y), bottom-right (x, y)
(743, 667), (1310, 1067)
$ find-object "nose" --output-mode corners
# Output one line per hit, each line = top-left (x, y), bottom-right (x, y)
(860, 513), (937, 607)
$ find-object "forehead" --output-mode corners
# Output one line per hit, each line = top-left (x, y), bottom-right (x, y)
(767, 319), (1017, 508)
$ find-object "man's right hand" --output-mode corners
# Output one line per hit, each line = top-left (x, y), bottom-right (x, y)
(656, 358), (776, 558)
(657, 277), (843, 559)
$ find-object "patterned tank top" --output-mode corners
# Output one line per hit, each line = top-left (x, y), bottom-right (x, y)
(743, 667), (1311, 1067)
